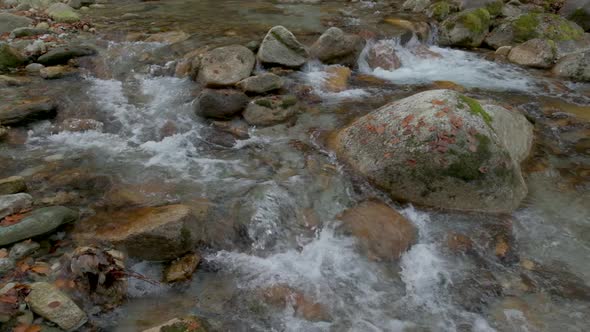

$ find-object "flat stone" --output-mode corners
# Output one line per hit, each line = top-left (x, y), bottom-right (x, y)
(236, 73), (284, 94)
(0, 176), (27, 195)
(0, 97), (57, 126)
(37, 45), (97, 66)
(0, 13), (33, 34)
(243, 95), (299, 126)
(197, 45), (255, 87)
(26, 282), (87, 331)
(0, 43), (26, 72)
(9, 240), (40, 260)
(9, 27), (51, 39)
(76, 205), (201, 261)
(193, 88), (249, 119)
(0, 206), (79, 246)
(0, 193), (33, 219)
(46, 3), (80, 23)
(40, 65), (77, 79)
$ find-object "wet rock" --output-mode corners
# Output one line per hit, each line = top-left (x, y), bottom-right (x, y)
(366, 40), (401, 71)
(262, 285), (331, 322)
(37, 45), (97, 66)
(0, 206), (79, 246)
(0, 97), (57, 125)
(46, 3), (80, 23)
(163, 252), (200, 283)
(440, 8), (491, 48)
(78, 205), (201, 261)
(40, 65), (76, 79)
(0, 176), (27, 195)
(9, 27), (51, 38)
(211, 119), (250, 139)
(310, 27), (365, 67)
(237, 73), (283, 94)
(257, 25), (308, 68)
(193, 88), (249, 119)
(25, 63), (45, 74)
(197, 45), (255, 87)
(560, 0), (590, 31)
(495, 45), (512, 58)
(69, 246), (126, 307)
(485, 13), (585, 49)
(9, 240), (40, 260)
(337, 200), (416, 260)
(0, 43), (26, 72)
(26, 282), (87, 331)
(0, 193), (32, 219)
(243, 95), (299, 126)
(430, 80), (466, 92)
(446, 232), (474, 254)
(56, 118), (104, 132)
(145, 31), (190, 44)
(329, 89), (533, 213)
(552, 50), (590, 81)
(0, 257), (15, 276)
(67, 0), (95, 10)
(454, 270), (502, 312)
(143, 316), (209, 332)
(507, 38), (556, 68)
(323, 65), (351, 92)
(0, 13), (33, 34)
(426, 1), (459, 21)
(384, 18), (432, 43)
(0, 75), (30, 87)
(490, 296), (545, 331)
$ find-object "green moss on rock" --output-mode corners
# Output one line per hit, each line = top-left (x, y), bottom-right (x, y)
(459, 8), (491, 34)
(513, 13), (540, 42)
(512, 13), (583, 43)
(428, 1), (452, 21)
(444, 134), (492, 182)
(485, 0), (503, 17)
(459, 94), (493, 125)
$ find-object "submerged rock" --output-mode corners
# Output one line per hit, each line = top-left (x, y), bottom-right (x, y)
(78, 205), (201, 261)
(163, 252), (201, 283)
(323, 65), (351, 92)
(237, 73), (284, 94)
(243, 95), (299, 126)
(257, 26), (308, 68)
(329, 89), (533, 213)
(40, 65), (76, 79)
(0, 43), (26, 72)
(337, 200), (416, 260)
(0, 97), (57, 125)
(262, 285), (332, 322)
(309, 27), (365, 67)
(485, 13), (585, 49)
(0, 193), (32, 219)
(193, 88), (249, 119)
(37, 45), (97, 66)
(197, 45), (255, 87)
(552, 50), (590, 81)
(440, 8), (491, 48)
(508, 38), (557, 68)
(26, 282), (87, 331)
(0, 176), (27, 195)
(0, 13), (33, 34)
(0, 206), (79, 246)
(143, 316), (209, 332)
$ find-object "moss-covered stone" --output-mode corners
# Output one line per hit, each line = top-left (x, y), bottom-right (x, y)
(0, 43), (26, 72)
(485, 0), (504, 17)
(444, 134), (491, 182)
(459, 94), (493, 126)
(428, 1), (452, 21)
(460, 8), (491, 34)
(441, 8), (491, 47)
(514, 13), (583, 43)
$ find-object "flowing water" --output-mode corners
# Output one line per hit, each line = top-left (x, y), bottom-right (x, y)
(2, 0), (590, 331)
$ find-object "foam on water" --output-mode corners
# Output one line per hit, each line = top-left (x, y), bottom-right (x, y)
(358, 39), (539, 92)
(300, 61), (372, 103)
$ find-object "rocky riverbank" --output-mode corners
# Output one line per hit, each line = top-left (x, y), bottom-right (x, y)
(0, 0), (589, 331)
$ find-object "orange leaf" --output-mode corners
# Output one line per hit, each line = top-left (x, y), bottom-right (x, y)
(48, 301), (61, 308)
(30, 264), (50, 275)
(26, 326), (42, 332)
(0, 213), (26, 227)
(0, 295), (18, 304)
(431, 99), (445, 105)
(401, 114), (415, 127)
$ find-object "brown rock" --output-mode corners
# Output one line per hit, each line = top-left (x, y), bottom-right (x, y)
(0, 176), (26, 195)
(337, 200), (417, 260)
(446, 232), (473, 253)
(163, 253), (201, 283)
(323, 66), (351, 92)
(262, 285), (331, 322)
(366, 41), (401, 71)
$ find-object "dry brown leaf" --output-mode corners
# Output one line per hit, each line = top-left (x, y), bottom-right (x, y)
(48, 301), (61, 308)
(0, 249), (8, 258)
(30, 263), (50, 275)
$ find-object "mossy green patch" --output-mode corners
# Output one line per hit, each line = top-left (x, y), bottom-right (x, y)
(485, 0), (503, 17)
(459, 94), (493, 126)
(255, 98), (273, 108)
(458, 8), (491, 34)
(513, 13), (540, 43)
(429, 1), (451, 21)
(512, 13), (583, 43)
(444, 134), (492, 182)
(280, 95), (297, 109)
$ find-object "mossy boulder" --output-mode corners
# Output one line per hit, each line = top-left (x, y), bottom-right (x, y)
(559, 0), (590, 31)
(329, 89), (533, 213)
(440, 8), (492, 48)
(552, 50), (590, 81)
(485, 13), (585, 49)
(427, 1), (459, 21)
(507, 38), (557, 68)
(46, 3), (80, 23)
(0, 43), (26, 72)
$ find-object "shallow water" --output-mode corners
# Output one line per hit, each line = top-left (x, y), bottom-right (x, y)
(2, 0), (590, 331)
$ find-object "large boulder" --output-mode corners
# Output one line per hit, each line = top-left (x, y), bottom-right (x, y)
(485, 13), (585, 49)
(560, 0), (590, 31)
(0, 13), (33, 34)
(309, 27), (365, 67)
(76, 205), (201, 261)
(37, 45), (97, 66)
(257, 26), (308, 68)
(552, 50), (590, 81)
(337, 200), (416, 261)
(440, 8), (491, 48)
(0, 97), (57, 126)
(329, 89), (533, 213)
(46, 3), (80, 23)
(0, 206), (79, 246)
(193, 88), (249, 119)
(26, 282), (87, 331)
(507, 38), (556, 68)
(243, 95), (299, 126)
(0, 43), (26, 72)
(197, 45), (255, 87)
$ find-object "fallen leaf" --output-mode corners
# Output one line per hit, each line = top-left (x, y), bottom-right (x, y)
(48, 301), (61, 308)
(431, 99), (445, 105)
(0, 213), (27, 227)
(479, 166), (488, 174)
(30, 263), (50, 275)
(401, 114), (414, 127)
(435, 111), (446, 118)
(0, 295), (18, 304)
